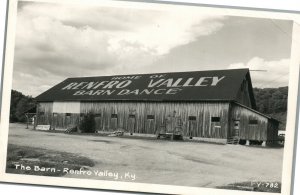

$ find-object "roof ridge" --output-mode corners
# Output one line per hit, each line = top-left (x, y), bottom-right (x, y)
(66, 68), (250, 79)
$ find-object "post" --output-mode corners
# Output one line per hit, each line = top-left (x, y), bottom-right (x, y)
(33, 115), (36, 130)
(25, 114), (29, 129)
(262, 141), (266, 147)
(246, 140), (250, 146)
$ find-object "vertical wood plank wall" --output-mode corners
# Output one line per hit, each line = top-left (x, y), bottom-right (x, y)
(37, 102), (53, 126)
(235, 79), (252, 108)
(80, 102), (230, 138)
(38, 101), (230, 139)
(37, 101), (278, 141)
(267, 121), (279, 141)
(231, 104), (268, 141)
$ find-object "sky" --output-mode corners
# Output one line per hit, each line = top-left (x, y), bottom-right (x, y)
(12, 1), (293, 97)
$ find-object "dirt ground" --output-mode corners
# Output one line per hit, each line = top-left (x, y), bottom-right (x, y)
(7, 123), (283, 188)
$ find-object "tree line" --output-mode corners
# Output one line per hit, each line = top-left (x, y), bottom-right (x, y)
(10, 90), (35, 122)
(253, 86), (288, 129)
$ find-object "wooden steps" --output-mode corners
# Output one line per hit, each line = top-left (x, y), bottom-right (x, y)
(227, 136), (239, 145)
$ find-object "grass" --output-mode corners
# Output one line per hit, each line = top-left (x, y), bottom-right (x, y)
(6, 144), (95, 177)
(217, 181), (281, 193)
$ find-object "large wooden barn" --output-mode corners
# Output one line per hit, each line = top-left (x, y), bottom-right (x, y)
(34, 69), (279, 145)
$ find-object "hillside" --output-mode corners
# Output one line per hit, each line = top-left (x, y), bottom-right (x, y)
(253, 87), (288, 130)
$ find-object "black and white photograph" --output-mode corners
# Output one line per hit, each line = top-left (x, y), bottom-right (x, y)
(1, 0), (300, 194)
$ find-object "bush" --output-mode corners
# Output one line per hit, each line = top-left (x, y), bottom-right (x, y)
(79, 112), (96, 133)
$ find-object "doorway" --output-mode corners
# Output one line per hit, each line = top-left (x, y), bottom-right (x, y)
(128, 114), (136, 135)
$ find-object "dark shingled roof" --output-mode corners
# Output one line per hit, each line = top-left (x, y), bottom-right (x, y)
(35, 68), (256, 107)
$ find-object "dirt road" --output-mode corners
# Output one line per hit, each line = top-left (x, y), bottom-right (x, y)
(7, 123), (283, 188)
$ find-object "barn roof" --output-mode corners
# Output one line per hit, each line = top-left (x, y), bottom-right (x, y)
(35, 68), (256, 106)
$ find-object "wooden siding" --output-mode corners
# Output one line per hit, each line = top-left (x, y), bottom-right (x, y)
(37, 101), (278, 141)
(38, 102), (80, 129)
(52, 113), (80, 129)
(38, 102), (230, 138)
(79, 102), (230, 138)
(235, 79), (252, 108)
(230, 104), (268, 141)
(53, 101), (80, 113)
(267, 120), (279, 141)
(37, 102), (53, 126)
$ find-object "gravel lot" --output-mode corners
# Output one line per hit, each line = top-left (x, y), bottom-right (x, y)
(7, 123), (283, 188)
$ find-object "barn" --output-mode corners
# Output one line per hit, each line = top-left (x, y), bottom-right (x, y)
(34, 69), (279, 145)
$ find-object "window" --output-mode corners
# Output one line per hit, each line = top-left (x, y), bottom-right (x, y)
(188, 116), (196, 121)
(211, 117), (220, 122)
(39, 111), (45, 115)
(95, 113), (101, 117)
(66, 113), (71, 117)
(80, 113), (85, 117)
(249, 119), (258, 125)
(129, 114), (135, 118)
(147, 115), (155, 120)
(111, 114), (118, 118)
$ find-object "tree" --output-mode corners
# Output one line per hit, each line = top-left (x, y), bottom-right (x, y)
(253, 86), (288, 129)
(10, 90), (35, 123)
(79, 112), (96, 133)
(15, 97), (35, 122)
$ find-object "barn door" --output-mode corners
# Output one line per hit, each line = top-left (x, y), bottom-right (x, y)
(165, 115), (174, 133)
(165, 111), (180, 134)
(233, 120), (240, 138)
(188, 116), (197, 138)
(128, 114), (136, 135)
(145, 115), (155, 134)
(52, 113), (58, 130)
(110, 114), (118, 131)
(38, 111), (45, 125)
(65, 113), (71, 129)
(95, 114), (102, 131)
(210, 117), (221, 138)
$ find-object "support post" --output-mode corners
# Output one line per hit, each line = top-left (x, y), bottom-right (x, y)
(25, 114), (29, 129)
(33, 115), (36, 130)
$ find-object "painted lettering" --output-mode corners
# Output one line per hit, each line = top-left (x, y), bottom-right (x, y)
(103, 81), (120, 89)
(73, 82), (88, 89)
(211, 76), (225, 86)
(111, 76), (141, 80)
(93, 90), (105, 95)
(116, 80), (132, 88)
(157, 79), (174, 87)
(148, 79), (165, 87)
(129, 89), (139, 95)
(93, 81), (109, 89)
(183, 78), (194, 87)
(195, 77), (212, 86)
(149, 74), (166, 79)
(84, 90), (94, 95)
(103, 90), (115, 95)
(171, 78), (183, 87)
(82, 82), (99, 89)
(73, 90), (85, 95)
(117, 89), (130, 95)
(166, 88), (182, 94)
(139, 89), (155, 95)
(62, 82), (78, 90)
(154, 89), (166, 94)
